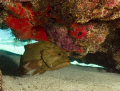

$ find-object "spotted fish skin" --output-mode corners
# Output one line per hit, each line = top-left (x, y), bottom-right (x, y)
(18, 41), (70, 75)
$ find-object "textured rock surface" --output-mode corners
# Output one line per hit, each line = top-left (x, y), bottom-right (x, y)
(49, 0), (120, 24)
(100, 28), (120, 70)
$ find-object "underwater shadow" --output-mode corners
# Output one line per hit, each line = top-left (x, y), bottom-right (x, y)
(0, 50), (20, 76)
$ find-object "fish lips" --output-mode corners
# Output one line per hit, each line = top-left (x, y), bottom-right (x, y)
(52, 60), (70, 69)
(43, 58), (70, 70)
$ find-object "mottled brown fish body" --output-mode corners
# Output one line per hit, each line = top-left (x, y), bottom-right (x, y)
(19, 41), (70, 75)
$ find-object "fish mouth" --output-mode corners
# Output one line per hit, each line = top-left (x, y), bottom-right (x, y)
(52, 59), (70, 69)
(54, 61), (70, 69)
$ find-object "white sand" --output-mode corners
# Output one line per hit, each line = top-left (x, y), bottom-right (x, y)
(0, 50), (120, 91)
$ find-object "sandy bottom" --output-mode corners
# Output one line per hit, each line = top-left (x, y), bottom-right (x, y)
(0, 50), (120, 91)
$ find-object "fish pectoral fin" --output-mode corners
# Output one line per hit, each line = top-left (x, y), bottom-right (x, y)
(23, 60), (43, 71)
(32, 69), (46, 75)
(18, 66), (29, 76)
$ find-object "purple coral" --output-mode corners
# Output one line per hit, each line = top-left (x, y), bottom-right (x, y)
(46, 23), (81, 52)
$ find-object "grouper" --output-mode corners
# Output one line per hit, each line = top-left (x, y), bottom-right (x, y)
(18, 41), (70, 75)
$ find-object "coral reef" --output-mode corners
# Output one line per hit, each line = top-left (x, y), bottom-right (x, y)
(45, 20), (82, 53)
(0, 0), (120, 73)
(49, 0), (120, 24)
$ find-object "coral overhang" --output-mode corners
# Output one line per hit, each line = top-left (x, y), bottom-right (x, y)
(0, 0), (120, 72)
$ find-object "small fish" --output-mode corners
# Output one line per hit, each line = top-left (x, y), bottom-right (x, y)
(18, 41), (70, 75)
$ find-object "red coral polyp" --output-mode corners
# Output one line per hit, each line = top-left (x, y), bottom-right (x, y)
(5, 15), (48, 41)
(6, 15), (31, 31)
(70, 23), (87, 40)
(4, 2), (49, 41)
(7, 2), (26, 18)
(31, 26), (48, 41)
